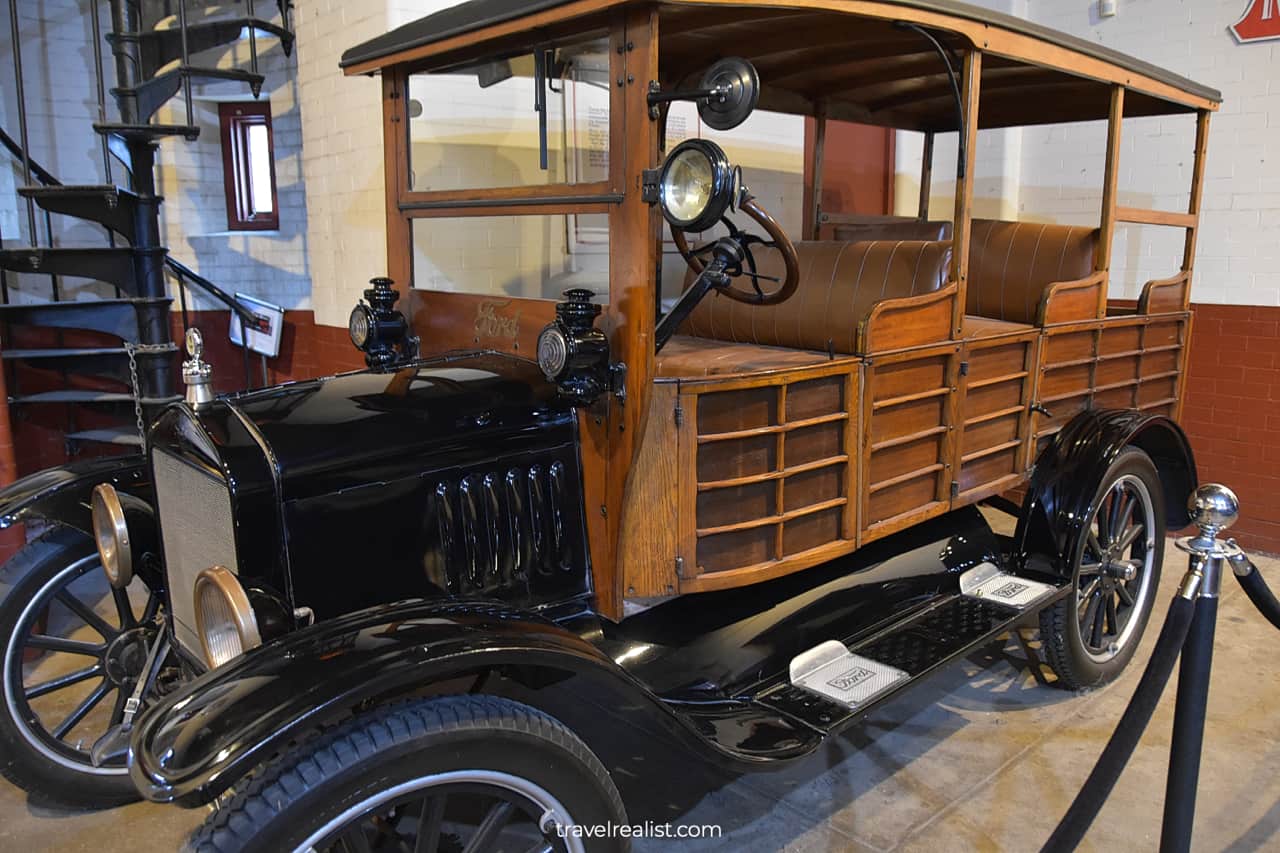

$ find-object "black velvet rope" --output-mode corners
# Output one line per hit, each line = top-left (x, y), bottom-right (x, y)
(1041, 595), (1198, 853)
(1234, 560), (1280, 632)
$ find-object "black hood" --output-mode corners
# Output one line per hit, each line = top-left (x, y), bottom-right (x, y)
(149, 352), (591, 623)
(224, 352), (576, 501)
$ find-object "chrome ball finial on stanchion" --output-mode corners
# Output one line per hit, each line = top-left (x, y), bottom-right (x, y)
(1187, 483), (1239, 541)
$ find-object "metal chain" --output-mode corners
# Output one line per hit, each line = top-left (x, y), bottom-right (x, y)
(123, 342), (173, 447)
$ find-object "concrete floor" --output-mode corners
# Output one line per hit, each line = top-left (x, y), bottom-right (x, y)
(3, 539), (1279, 852)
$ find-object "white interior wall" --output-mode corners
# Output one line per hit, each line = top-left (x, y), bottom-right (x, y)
(897, 0), (1279, 306)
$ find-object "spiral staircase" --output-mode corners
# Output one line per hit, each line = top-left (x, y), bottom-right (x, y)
(0, 0), (293, 457)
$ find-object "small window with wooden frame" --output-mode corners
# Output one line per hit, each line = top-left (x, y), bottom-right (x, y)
(219, 102), (279, 232)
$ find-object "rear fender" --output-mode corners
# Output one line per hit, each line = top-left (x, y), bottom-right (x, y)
(1014, 409), (1197, 578)
(128, 600), (742, 806)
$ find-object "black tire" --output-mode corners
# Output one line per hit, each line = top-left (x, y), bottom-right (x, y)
(188, 695), (630, 853)
(1039, 447), (1166, 691)
(0, 525), (164, 807)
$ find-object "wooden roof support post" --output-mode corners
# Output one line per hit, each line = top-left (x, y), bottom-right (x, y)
(597, 5), (661, 619)
(1182, 109), (1211, 310)
(1096, 85), (1124, 317)
(918, 130), (934, 221)
(810, 102), (827, 240)
(950, 49), (981, 338)
(382, 68), (413, 293)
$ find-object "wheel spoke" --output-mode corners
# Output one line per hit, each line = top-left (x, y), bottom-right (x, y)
(55, 590), (117, 640)
(339, 825), (374, 853)
(414, 795), (446, 853)
(462, 800), (515, 853)
(1117, 582), (1135, 607)
(1105, 594), (1119, 637)
(24, 664), (103, 700)
(1078, 577), (1102, 604)
(1086, 530), (1105, 562)
(26, 634), (104, 657)
(112, 587), (138, 630)
(1115, 523), (1144, 554)
(109, 682), (130, 726)
(1110, 490), (1133, 545)
(51, 679), (113, 740)
(1089, 592), (1107, 647)
(1079, 561), (1105, 576)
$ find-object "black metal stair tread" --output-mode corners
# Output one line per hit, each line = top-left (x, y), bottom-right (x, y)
(2, 345), (176, 359)
(16, 185), (140, 242)
(94, 122), (200, 141)
(65, 428), (144, 448)
(10, 390), (180, 405)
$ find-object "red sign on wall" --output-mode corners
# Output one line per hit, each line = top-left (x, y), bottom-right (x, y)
(1231, 0), (1280, 43)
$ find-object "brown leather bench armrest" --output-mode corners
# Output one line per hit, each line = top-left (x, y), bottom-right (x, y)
(857, 283), (957, 354)
(1038, 271), (1107, 325)
(1138, 272), (1190, 314)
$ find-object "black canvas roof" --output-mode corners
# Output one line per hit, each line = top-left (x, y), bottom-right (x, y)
(340, 0), (1220, 107)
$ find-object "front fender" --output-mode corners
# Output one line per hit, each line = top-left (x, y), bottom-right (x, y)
(129, 600), (712, 806)
(1015, 409), (1197, 577)
(0, 455), (153, 535)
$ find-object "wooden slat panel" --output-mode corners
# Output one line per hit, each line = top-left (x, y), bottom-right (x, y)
(617, 384), (680, 598)
(1115, 206), (1198, 228)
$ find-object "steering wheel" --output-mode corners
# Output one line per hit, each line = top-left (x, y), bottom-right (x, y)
(672, 195), (800, 306)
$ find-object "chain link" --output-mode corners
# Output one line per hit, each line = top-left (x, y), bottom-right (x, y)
(123, 342), (174, 448)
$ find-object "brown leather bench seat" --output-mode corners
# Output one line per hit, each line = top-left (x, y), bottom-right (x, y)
(676, 238), (953, 358)
(966, 219), (1100, 325)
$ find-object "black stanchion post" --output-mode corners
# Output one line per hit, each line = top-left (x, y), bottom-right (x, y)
(1160, 484), (1239, 853)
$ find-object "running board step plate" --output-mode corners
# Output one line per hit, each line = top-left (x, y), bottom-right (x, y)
(960, 561), (1058, 609)
(789, 641), (908, 710)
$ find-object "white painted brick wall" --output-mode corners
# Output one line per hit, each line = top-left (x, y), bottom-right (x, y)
(0, 0), (312, 314)
(899, 0), (1278, 307)
(293, 0), (393, 327)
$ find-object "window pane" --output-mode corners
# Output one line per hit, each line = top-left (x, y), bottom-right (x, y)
(246, 123), (274, 214)
(412, 215), (608, 302)
(406, 36), (611, 191)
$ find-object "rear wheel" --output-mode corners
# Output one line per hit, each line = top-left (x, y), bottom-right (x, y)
(189, 695), (629, 853)
(1039, 447), (1165, 691)
(0, 525), (167, 807)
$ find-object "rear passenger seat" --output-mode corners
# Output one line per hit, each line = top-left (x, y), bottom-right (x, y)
(966, 219), (1099, 325)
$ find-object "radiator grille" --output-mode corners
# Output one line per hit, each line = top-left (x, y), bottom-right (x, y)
(152, 449), (239, 659)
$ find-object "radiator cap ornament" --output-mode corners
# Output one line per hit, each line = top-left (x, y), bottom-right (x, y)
(183, 327), (214, 407)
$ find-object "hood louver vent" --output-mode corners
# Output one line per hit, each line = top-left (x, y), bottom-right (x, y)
(428, 461), (573, 595)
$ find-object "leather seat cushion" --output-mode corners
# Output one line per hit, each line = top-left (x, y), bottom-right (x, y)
(966, 219), (1098, 324)
(681, 239), (953, 355)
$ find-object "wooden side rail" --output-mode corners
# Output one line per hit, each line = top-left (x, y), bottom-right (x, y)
(1115, 206), (1199, 228)
(857, 284), (957, 353)
(1138, 272), (1190, 314)
(1038, 272), (1107, 326)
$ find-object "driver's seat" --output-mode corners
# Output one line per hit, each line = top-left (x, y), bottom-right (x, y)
(679, 239), (953, 356)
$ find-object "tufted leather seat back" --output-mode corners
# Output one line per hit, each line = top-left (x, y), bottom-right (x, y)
(966, 219), (1098, 324)
(681, 239), (953, 355)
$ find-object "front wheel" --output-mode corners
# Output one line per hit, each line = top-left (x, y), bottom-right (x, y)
(189, 695), (630, 853)
(1039, 447), (1166, 691)
(0, 525), (169, 807)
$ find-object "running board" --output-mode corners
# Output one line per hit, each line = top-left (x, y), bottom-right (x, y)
(756, 572), (1068, 736)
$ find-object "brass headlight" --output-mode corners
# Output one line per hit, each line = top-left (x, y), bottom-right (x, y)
(91, 484), (132, 589)
(194, 566), (262, 668)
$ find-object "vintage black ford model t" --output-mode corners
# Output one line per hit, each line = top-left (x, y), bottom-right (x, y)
(0, 0), (1219, 849)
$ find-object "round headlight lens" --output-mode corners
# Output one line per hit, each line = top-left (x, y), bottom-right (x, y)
(194, 566), (262, 668)
(658, 140), (734, 233)
(349, 304), (372, 349)
(91, 484), (132, 589)
(537, 325), (569, 381)
(661, 148), (715, 225)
